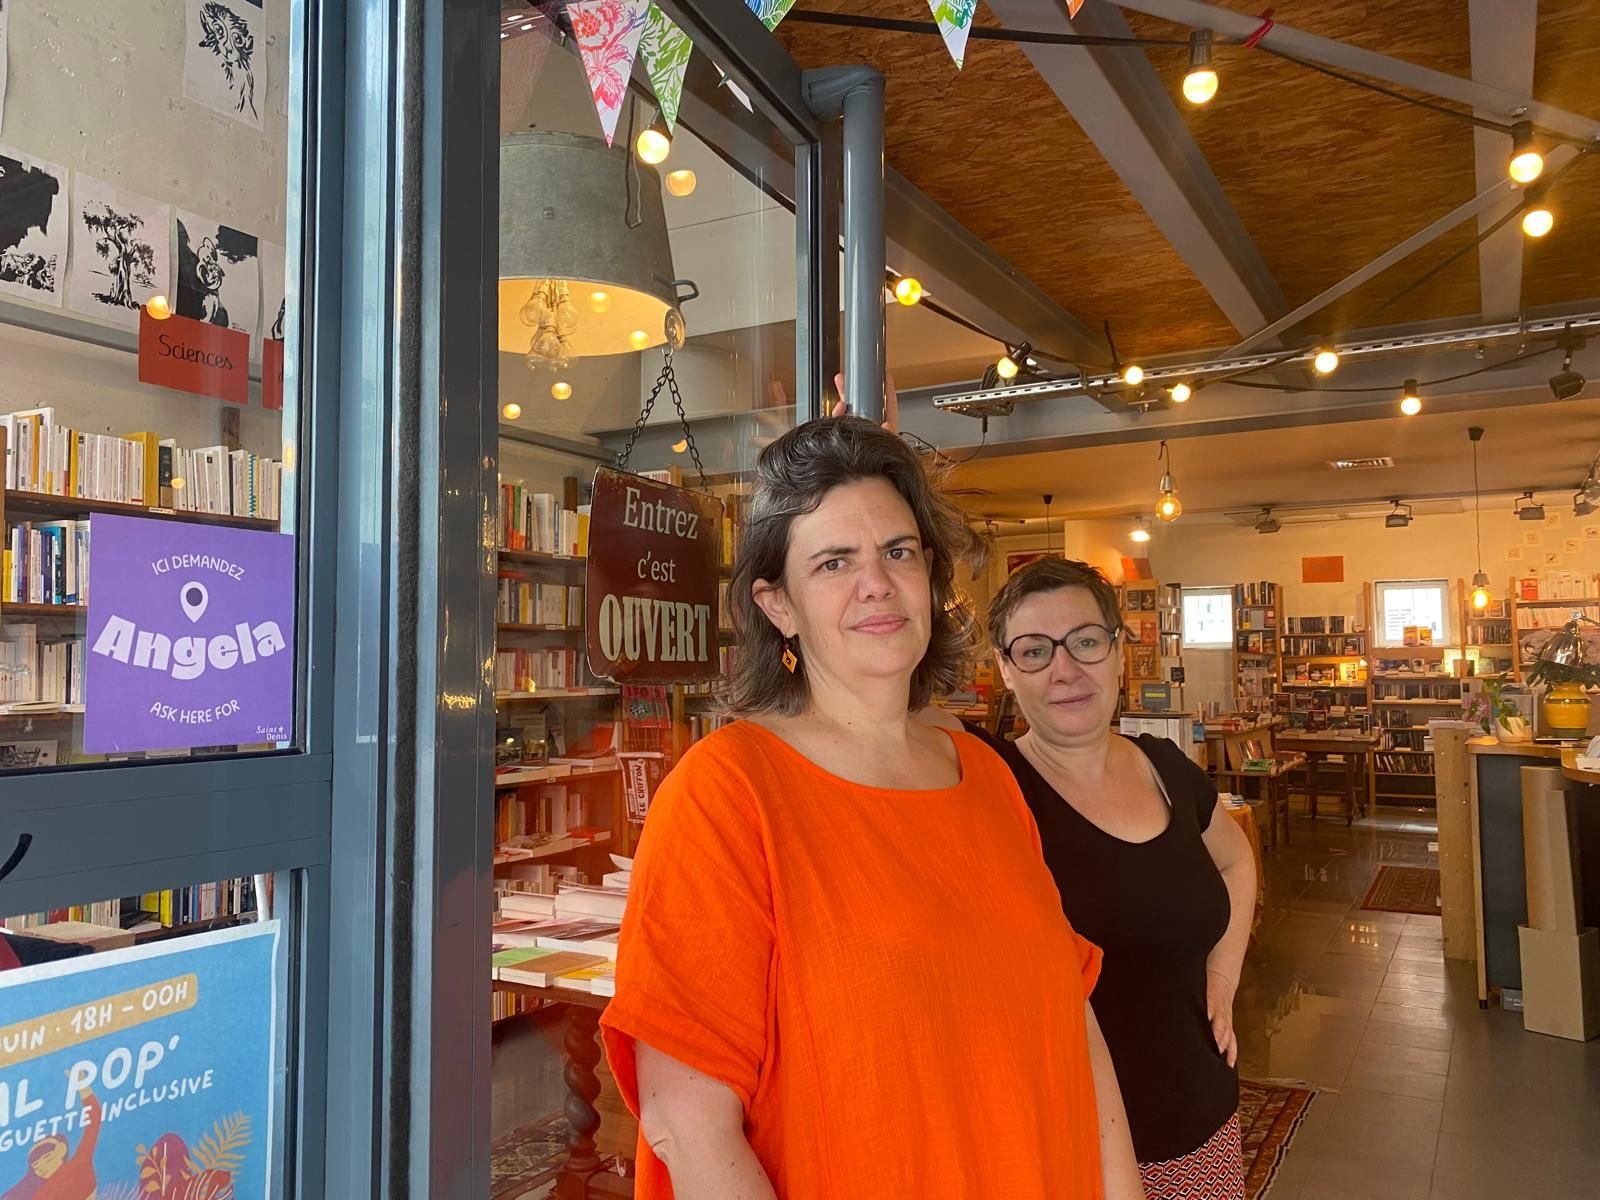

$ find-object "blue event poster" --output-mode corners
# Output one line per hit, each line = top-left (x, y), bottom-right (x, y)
(0, 923), (279, 1200)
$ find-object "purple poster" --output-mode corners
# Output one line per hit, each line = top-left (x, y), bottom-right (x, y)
(84, 515), (295, 753)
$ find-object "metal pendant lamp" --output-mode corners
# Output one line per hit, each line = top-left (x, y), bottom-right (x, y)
(499, 131), (684, 367)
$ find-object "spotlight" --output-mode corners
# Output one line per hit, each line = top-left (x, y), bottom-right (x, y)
(996, 342), (1033, 382)
(1384, 500), (1412, 529)
(1313, 347), (1339, 375)
(893, 277), (924, 306)
(1522, 197), (1554, 239)
(636, 117), (671, 165)
(551, 380), (572, 401)
(1255, 507), (1282, 535)
(1550, 351), (1585, 399)
(1508, 120), (1543, 185)
(1170, 381), (1192, 404)
(1129, 517), (1151, 544)
(1122, 363), (1145, 386)
(1399, 379), (1422, 416)
(501, 402), (522, 420)
(1470, 570), (1493, 611)
(996, 352), (1020, 381)
(665, 169), (697, 197)
(1515, 491), (1545, 521)
(1182, 31), (1218, 105)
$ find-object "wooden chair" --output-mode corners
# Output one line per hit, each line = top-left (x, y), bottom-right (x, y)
(1215, 727), (1305, 850)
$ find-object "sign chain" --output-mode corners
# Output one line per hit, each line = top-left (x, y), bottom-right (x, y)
(614, 346), (708, 492)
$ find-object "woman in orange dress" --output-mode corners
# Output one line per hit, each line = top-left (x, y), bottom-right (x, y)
(600, 417), (1144, 1199)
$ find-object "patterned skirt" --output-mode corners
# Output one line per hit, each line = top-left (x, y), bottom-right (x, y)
(1138, 1114), (1247, 1200)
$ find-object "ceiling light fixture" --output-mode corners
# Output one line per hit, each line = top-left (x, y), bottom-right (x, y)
(1169, 381), (1192, 404)
(665, 169), (697, 197)
(635, 117), (672, 165)
(1522, 187), (1554, 238)
(996, 350), (1020, 381)
(1123, 363), (1145, 387)
(1384, 500), (1413, 529)
(551, 380), (572, 400)
(893, 276), (924, 306)
(1129, 516), (1152, 544)
(1182, 30), (1219, 105)
(1468, 427), (1492, 610)
(1399, 379), (1422, 416)
(501, 402), (522, 420)
(1549, 348), (1585, 399)
(1508, 120), (1544, 184)
(1155, 440), (1182, 523)
(1255, 507), (1282, 535)
(1515, 491), (1545, 521)
(1313, 347), (1340, 375)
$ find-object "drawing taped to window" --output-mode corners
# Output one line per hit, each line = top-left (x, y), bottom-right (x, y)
(176, 209), (260, 336)
(66, 175), (172, 330)
(260, 238), (286, 349)
(0, 144), (69, 307)
(183, 0), (265, 130)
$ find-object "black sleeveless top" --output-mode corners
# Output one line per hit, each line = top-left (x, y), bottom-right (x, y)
(978, 729), (1238, 1163)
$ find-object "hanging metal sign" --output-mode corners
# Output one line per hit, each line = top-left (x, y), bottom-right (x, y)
(585, 466), (724, 683)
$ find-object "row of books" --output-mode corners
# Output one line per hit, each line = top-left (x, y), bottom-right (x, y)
(1372, 681), (1463, 701)
(1372, 656), (1453, 675)
(685, 711), (736, 746)
(1465, 620), (1512, 645)
(1517, 603), (1600, 630)
(1237, 631), (1276, 653)
(1122, 583), (1161, 612)
(170, 445), (284, 521)
(1284, 615), (1353, 634)
(1234, 581), (1278, 607)
(1374, 752), (1435, 775)
(1383, 728), (1431, 751)
(1284, 666), (1366, 685)
(1237, 609), (1277, 632)
(5, 519), (91, 606)
(1282, 636), (1364, 657)
(0, 625), (83, 706)
(497, 578), (584, 627)
(2, 877), (258, 934)
(681, 645), (739, 697)
(493, 647), (604, 693)
(498, 482), (587, 556)
(1517, 572), (1596, 601)
(495, 782), (593, 843)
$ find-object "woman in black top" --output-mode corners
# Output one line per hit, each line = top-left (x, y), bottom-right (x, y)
(969, 558), (1257, 1199)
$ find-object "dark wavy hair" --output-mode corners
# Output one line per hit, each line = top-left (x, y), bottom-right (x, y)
(726, 417), (979, 716)
(987, 558), (1123, 655)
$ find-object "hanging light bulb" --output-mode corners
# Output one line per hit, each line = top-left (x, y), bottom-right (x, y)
(893, 277), (924, 306)
(501, 402), (522, 420)
(636, 117), (672, 165)
(1399, 379), (1422, 416)
(145, 294), (172, 321)
(1170, 381), (1192, 404)
(551, 380), (572, 400)
(1471, 571), (1493, 611)
(1521, 189), (1554, 238)
(1469, 428), (1491, 611)
(587, 290), (612, 313)
(1129, 516), (1152, 544)
(665, 169), (697, 197)
(1123, 363), (1145, 386)
(1182, 30), (1219, 105)
(1508, 120), (1544, 184)
(1313, 347), (1340, 375)
(671, 438), (688, 454)
(1155, 440), (1182, 523)
(996, 351), (1020, 381)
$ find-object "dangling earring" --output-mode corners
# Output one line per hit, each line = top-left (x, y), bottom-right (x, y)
(781, 636), (800, 674)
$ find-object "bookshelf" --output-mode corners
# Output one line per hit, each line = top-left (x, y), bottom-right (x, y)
(1458, 585), (1514, 680)
(1118, 578), (1184, 712)
(1232, 581), (1282, 712)
(1508, 574), (1600, 681)
(1275, 614), (1368, 732)
(1363, 582), (1461, 809)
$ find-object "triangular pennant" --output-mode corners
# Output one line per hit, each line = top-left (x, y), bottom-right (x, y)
(745, 0), (798, 32)
(641, 5), (693, 132)
(569, 0), (651, 145)
(1066, 0), (1086, 15)
(927, 0), (977, 69)
(718, 67), (754, 113)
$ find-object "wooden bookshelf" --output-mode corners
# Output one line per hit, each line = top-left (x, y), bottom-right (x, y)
(1231, 582), (1282, 712)
(3, 603), (86, 618)
(1508, 578), (1600, 680)
(498, 547), (586, 567)
(497, 623), (581, 634)
(5, 488), (277, 530)
(495, 688), (620, 703)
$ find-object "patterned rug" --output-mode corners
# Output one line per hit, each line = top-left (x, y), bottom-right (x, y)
(491, 1113), (567, 1200)
(1362, 864), (1442, 915)
(1238, 1079), (1318, 1199)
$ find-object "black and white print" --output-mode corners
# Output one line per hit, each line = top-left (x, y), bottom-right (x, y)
(0, 739), (58, 768)
(259, 238), (286, 354)
(0, 143), (69, 307)
(175, 208), (259, 335)
(183, 0), (265, 130)
(66, 174), (172, 330)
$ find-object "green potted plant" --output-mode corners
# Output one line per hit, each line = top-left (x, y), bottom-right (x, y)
(1481, 676), (1530, 743)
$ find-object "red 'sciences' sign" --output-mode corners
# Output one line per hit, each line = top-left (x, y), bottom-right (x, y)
(137, 309), (249, 406)
(262, 338), (285, 411)
(585, 467), (724, 684)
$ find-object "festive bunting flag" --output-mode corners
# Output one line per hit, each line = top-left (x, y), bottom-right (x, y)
(718, 67), (754, 113)
(570, 0), (651, 146)
(1067, 0), (1086, 15)
(927, 0), (977, 69)
(744, 0), (798, 32)
(641, 4), (693, 131)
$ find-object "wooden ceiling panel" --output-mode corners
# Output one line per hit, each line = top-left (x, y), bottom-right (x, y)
(1523, 0), (1600, 312)
(1122, 0), (1483, 339)
(778, 0), (1237, 358)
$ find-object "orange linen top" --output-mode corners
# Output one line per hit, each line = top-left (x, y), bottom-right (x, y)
(599, 722), (1106, 1199)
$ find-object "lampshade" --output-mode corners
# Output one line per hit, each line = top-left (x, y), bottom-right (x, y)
(499, 132), (682, 360)
(1538, 615), (1590, 669)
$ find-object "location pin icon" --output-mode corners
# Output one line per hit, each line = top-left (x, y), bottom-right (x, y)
(180, 581), (209, 624)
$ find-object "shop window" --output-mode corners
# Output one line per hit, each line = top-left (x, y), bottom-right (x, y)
(1374, 579), (1450, 647)
(1181, 586), (1233, 649)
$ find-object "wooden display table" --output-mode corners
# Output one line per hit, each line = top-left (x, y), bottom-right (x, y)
(497, 984), (634, 1199)
(1275, 732), (1380, 826)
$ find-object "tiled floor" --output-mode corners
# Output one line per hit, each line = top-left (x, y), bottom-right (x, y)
(1246, 808), (1600, 1200)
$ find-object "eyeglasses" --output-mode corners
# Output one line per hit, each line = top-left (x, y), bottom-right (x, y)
(1003, 624), (1120, 672)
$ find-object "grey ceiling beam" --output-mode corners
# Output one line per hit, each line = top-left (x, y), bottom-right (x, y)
(1113, 0), (1600, 142)
(1468, 0), (1537, 321)
(984, 0), (1286, 337)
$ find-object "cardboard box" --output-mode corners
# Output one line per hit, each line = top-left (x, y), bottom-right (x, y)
(1517, 925), (1600, 1041)
(1521, 767), (1583, 934)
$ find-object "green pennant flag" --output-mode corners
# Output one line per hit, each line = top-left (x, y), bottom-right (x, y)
(641, 5), (693, 131)
(745, 0), (798, 32)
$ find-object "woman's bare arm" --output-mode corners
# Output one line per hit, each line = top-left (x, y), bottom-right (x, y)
(636, 1041), (778, 1200)
(1086, 1004), (1147, 1200)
